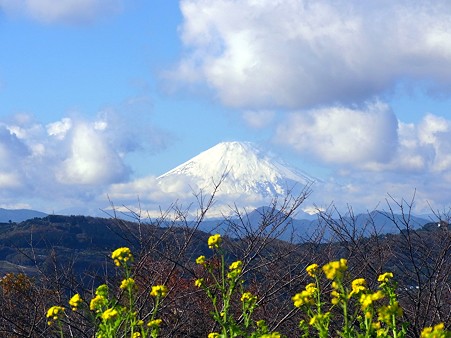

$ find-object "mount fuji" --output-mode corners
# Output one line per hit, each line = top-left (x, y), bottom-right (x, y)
(156, 141), (318, 215)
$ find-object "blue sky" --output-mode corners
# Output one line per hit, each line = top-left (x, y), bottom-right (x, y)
(1, 0), (451, 216)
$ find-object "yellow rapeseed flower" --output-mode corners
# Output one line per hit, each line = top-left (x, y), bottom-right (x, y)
(90, 295), (107, 312)
(292, 289), (315, 307)
(241, 292), (257, 303)
(305, 283), (316, 294)
(331, 290), (340, 304)
(120, 278), (135, 290)
(372, 322), (381, 330)
(111, 247), (134, 267)
(101, 308), (118, 321)
(227, 260), (243, 278)
(378, 272), (394, 283)
(46, 306), (65, 322)
(208, 333), (220, 338)
(260, 333), (282, 338)
(306, 263), (319, 277)
(194, 278), (203, 288)
(196, 255), (206, 265)
(421, 323), (447, 338)
(150, 285), (168, 297)
(69, 293), (83, 311)
(360, 290), (384, 310)
(147, 318), (162, 328)
(350, 278), (367, 297)
(322, 259), (347, 280)
(132, 333), (141, 338)
(309, 312), (330, 326)
(229, 260), (243, 270)
(208, 234), (222, 249)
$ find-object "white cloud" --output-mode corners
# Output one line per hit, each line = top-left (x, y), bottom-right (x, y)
(418, 114), (449, 145)
(0, 0), (122, 24)
(171, 0), (451, 109)
(0, 172), (22, 189)
(0, 110), (173, 213)
(417, 114), (451, 172)
(242, 111), (275, 129)
(275, 102), (398, 165)
(47, 118), (72, 140)
(56, 122), (129, 185)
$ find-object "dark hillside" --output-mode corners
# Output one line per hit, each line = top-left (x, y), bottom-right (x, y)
(0, 211), (448, 337)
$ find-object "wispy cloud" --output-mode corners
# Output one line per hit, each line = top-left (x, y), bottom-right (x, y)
(0, 0), (123, 24)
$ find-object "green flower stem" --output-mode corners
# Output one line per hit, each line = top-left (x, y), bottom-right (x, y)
(337, 278), (352, 338)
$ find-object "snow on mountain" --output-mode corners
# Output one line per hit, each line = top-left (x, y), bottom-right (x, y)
(157, 142), (317, 205)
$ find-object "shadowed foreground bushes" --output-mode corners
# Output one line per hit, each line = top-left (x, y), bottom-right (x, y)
(45, 234), (450, 338)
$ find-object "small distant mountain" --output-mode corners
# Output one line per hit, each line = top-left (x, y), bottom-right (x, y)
(157, 141), (317, 200)
(0, 208), (47, 223)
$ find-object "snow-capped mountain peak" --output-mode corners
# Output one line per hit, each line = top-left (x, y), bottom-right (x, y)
(157, 141), (316, 198)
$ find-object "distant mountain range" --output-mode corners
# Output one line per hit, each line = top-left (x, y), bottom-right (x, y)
(0, 208), (47, 223)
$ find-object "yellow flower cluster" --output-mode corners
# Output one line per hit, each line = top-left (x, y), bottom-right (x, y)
(229, 260), (242, 270)
(194, 278), (203, 288)
(147, 318), (162, 328)
(421, 323), (447, 338)
(330, 289), (340, 305)
(90, 284), (109, 311)
(101, 308), (118, 321)
(196, 255), (206, 265)
(349, 278), (367, 297)
(208, 234), (222, 249)
(378, 272), (394, 283)
(150, 285), (168, 298)
(322, 258), (347, 280)
(306, 263), (319, 277)
(309, 312), (330, 326)
(69, 293), (83, 311)
(292, 283), (317, 307)
(359, 291), (385, 310)
(228, 260), (243, 278)
(120, 278), (135, 290)
(90, 295), (107, 312)
(46, 305), (65, 325)
(111, 247), (134, 267)
(208, 333), (220, 338)
(241, 292), (257, 303)
(260, 332), (282, 338)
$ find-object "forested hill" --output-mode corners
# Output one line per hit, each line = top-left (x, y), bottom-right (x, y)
(0, 213), (447, 277)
